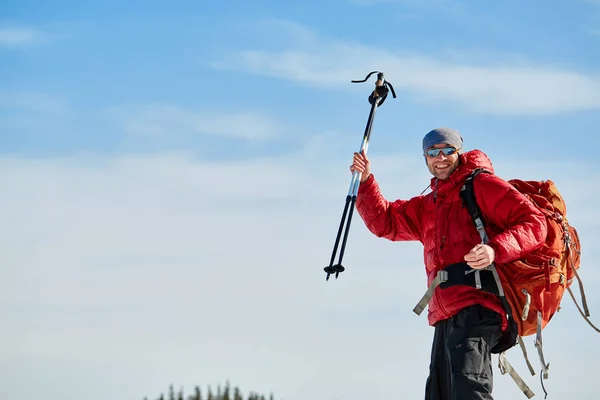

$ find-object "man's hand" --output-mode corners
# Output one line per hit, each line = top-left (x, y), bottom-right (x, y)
(350, 149), (371, 183)
(464, 244), (495, 269)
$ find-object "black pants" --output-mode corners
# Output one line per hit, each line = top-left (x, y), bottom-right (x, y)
(425, 305), (503, 400)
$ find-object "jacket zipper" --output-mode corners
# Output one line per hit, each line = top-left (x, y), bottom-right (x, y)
(432, 177), (450, 317)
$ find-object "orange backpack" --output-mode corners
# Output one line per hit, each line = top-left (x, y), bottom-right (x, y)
(495, 178), (583, 336)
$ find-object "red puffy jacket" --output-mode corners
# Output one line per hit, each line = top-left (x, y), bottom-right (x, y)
(356, 149), (547, 329)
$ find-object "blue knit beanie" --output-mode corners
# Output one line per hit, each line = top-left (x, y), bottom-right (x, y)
(422, 127), (463, 154)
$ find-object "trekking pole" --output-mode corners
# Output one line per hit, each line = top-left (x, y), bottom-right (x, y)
(324, 71), (396, 281)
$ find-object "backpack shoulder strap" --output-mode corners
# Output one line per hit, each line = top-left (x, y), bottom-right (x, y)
(460, 168), (491, 244)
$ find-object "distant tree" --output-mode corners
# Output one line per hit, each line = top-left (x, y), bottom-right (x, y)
(233, 387), (243, 400)
(188, 386), (202, 400)
(169, 385), (176, 400)
(222, 381), (231, 400)
(207, 386), (214, 400)
(177, 387), (185, 400)
(247, 392), (263, 400)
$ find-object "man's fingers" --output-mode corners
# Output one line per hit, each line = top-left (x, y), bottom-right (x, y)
(354, 151), (369, 162)
(352, 159), (366, 171)
(466, 245), (485, 258)
(465, 254), (490, 267)
(354, 153), (366, 163)
(464, 244), (494, 269)
(467, 260), (487, 269)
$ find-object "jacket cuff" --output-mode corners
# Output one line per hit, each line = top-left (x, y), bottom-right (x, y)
(488, 241), (504, 264)
(358, 174), (375, 193)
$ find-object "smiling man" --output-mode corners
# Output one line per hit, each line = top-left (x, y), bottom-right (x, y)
(349, 127), (547, 400)
(423, 132), (460, 180)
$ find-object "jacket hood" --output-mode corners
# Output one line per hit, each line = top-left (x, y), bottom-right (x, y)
(429, 149), (494, 196)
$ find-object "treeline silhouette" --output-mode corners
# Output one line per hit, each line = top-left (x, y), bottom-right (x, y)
(144, 381), (276, 400)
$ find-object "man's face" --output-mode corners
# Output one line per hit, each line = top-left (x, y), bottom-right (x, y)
(425, 143), (461, 180)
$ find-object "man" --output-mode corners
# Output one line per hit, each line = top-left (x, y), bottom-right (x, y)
(350, 127), (547, 400)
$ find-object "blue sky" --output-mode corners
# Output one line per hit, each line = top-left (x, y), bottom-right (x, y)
(2, 1), (600, 400)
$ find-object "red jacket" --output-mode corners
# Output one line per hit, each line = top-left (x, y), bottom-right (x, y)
(356, 149), (547, 329)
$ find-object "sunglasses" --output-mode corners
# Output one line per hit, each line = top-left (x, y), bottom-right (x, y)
(425, 147), (459, 157)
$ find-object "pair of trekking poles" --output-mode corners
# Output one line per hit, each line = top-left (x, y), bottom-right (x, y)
(324, 71), (396, 281)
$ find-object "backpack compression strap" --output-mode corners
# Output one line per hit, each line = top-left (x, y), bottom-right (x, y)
(565, 241), (600, 332)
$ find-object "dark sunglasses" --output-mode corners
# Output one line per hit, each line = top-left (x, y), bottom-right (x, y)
(425, 147), (459, 157)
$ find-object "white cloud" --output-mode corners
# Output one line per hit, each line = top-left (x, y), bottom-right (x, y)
(0, 27), (41, 48)
(0, 149), (598, 400)
(213, 22), (600, 115)
(110, 105), (281, 140)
